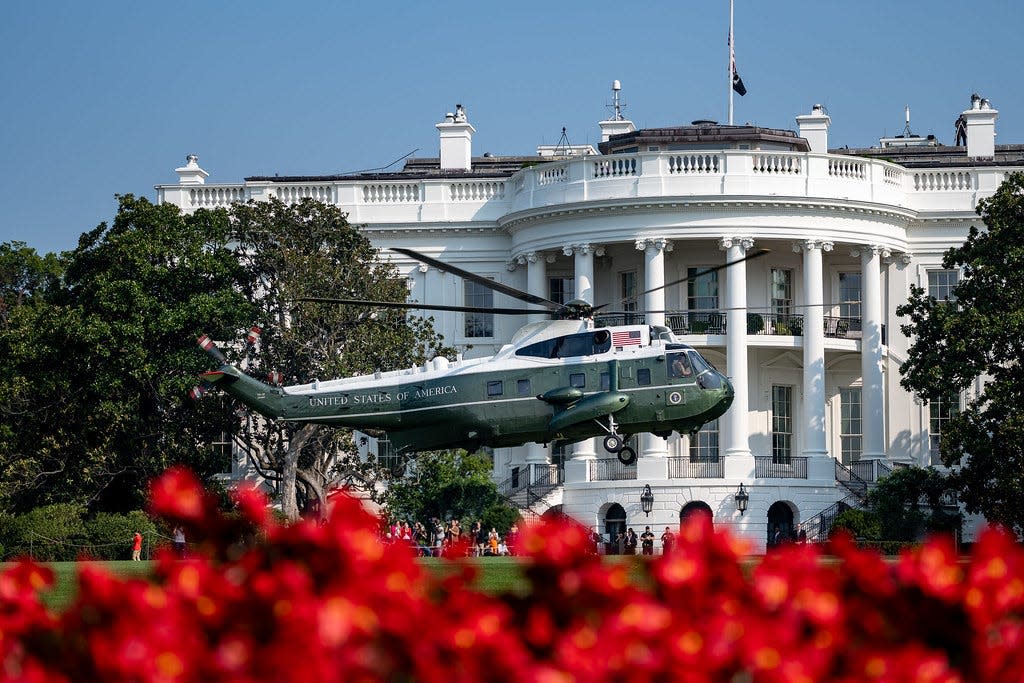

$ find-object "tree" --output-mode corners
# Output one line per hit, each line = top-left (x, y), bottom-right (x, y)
(228, 197), (452, 520)
(898, 171), (1024, 535)
(384, 449), (520, 533)
(0, 196), (252, 512)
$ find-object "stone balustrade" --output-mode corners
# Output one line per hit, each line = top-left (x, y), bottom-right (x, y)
(156, 151), (1009, 221)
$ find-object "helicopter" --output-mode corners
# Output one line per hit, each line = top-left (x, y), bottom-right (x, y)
(196, 248), (767, 465)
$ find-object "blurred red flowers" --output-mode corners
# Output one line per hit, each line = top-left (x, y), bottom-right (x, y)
(2, 467), (1024, 682)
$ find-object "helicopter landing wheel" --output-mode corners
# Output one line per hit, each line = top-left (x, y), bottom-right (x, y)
(616, 446), (637, 466)
(603, 434), (623, 453)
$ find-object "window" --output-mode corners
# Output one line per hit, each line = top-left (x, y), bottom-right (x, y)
(486, 380), (503, 397)
(516, 379), (531, 397)
(930, 395), (958, 465)
(515, 331), (612, 359)
(770, 269), (793, 317)
(689, 419), (720, 462)
(928, 270), (959, 301)
(600, 372), (610, 390)
(569, 373), (585, 388)
(549, 276), (575, 305)
(669, 352), (693, 378)
(838, 271), (862, 333)
(839, 387), (862, 465)
(211, 430), (234, 474)
(687, 267), (719, 311)
(771, 385), (793, 463)
(464, 280), (494, 338)
(620, 271), (638, 324)
(636, 368), (651, 386)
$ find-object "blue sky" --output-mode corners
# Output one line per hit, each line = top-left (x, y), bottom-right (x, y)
(3, 0), (1022, 255)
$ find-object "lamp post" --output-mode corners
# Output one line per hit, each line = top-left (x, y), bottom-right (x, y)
(640, 484), (654, 516)
(735, 483), (749, 515)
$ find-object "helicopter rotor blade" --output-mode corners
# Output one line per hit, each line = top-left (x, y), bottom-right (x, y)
(295, 297), (551, 316)
(389, 247), (561, 310)
(591, 248), (771, 314)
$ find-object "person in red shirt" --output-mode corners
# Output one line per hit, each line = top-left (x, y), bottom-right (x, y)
(131, 531), (143, 561)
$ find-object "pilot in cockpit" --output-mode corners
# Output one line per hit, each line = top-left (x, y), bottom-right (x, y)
(670, 352), (693, 378)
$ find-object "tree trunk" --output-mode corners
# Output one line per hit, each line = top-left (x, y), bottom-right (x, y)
(280, 424), (316, 521)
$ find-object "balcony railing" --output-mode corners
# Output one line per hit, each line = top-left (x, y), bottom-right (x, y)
(668, 456), (724, 478)
(589, 458), (637, 481)
(668, 311), (862, 339)
(754, 456), (808, 478)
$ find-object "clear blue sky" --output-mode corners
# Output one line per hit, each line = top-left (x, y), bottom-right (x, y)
(3, 0), (1022, 255)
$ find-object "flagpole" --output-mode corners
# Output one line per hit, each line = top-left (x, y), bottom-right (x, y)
(728, 0), (734, 125)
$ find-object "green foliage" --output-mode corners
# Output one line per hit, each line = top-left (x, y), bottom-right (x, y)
(746, 313), (764, 334)
(831, 508), (882, 541)
(898, 172), (1024, 535)
(385, 450), (520, 532)
(0, 505), (157, 562)
(0, 196), (253, 512)
(228, 198), (453, 519)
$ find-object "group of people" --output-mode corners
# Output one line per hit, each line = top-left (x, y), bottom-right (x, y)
(599, 526), (677, 555)
(129, 526), (187, 561)
(383, 518), (520, 557)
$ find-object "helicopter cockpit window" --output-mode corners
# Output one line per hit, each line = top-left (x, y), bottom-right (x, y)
(516, 331), (613, 359)
(669, 352), (694, 379)
(688, 352), (714, 374)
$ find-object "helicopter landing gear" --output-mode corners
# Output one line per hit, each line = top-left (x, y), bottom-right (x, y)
(603, 434), (623, 453)
(617, 446), (637, 466)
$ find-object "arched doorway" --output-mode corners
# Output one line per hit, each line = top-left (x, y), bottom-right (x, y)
(680, 501), (714, 528)
(767, 501), (795, 546)
(542, 505), (564, 521)
(604, 503), (627, 555)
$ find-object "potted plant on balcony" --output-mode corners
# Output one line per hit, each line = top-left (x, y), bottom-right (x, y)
(747, 313), (764, 334)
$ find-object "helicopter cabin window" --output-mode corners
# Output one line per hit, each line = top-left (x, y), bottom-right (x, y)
(464, 280), (494, 338)
(515, 330), (612, 359)
(516, 379), (531, 397)
(600, 372), (610, 390)
(570, 373), (586, 388)
(636, 368), (651, 386)
(486, 380), (503, 397)
(669, 352), (693, 379)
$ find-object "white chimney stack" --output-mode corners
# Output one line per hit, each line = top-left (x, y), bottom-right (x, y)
(795, 104), (831, 153)
(175, 154), (209, 185)
(436, 104), (475, 171)
(963, 95), (998, 158)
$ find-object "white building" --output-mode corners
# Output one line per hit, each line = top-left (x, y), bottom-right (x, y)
(157, 91), (1019, 551)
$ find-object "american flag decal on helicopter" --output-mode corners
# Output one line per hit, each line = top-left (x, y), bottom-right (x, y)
(611, 330), (642, 347)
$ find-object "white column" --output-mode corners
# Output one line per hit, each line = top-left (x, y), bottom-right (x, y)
(798, 240), (832, 458)
(636, 238), (671, 460)
(860, 245), (887, 459)
(566, 243), (599, 460)
(721, 237), (753, 458)
(523, 252), (548, 324)
(565, 243), (596, 304)
(637, 238), (671, 326)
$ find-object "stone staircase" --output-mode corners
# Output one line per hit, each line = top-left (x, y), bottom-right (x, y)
(497, 465), (564, 518)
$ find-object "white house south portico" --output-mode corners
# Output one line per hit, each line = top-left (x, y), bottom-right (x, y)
(156, 88), (1020, 550)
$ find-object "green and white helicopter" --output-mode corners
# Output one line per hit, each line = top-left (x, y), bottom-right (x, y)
(197, 248), (766, 465)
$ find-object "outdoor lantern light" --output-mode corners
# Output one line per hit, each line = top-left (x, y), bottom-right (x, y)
(735, 483), (749, 515)
(640, 484), (655, 516)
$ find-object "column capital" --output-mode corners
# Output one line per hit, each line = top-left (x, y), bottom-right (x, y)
(719, 236), (754, 251)
(505, 260), (519, 272)
(417, 263), (429, 273)
(635, 237), (673, 252)
(851, 244), (891, 259)
(793, 239), (833, 253)
(563, 243), (604, 257)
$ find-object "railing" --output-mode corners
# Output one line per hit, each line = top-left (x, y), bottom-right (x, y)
(849, 460), (877, 482)
(449, 181), (505, 201)
(362, 183), (419, 203)
(667, 153), (720, 174)
(834, 460), (869, 501)
(667, 311), (726, 335)
(538, 166), (567, 186)
(754, 456), (808, 478)
(592, 156), (638, 178)
(803, 496), (858, 543)
(752, 154), (802, 175)
(828, 157), (866, 180)
(589, 458), (637, 481)
(276, 184), (332, 203)
(531, 464), (564, 487)
(188, 185), (246, 208)
(668, 456), (724, 478)
(912, 170), (973, 191)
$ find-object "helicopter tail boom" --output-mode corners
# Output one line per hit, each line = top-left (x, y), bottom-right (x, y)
(200, 365), (286, 419)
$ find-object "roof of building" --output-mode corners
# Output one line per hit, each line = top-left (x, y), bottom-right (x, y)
(599, 123), (810, 154)
(245, 155), (546, 182)
(837, 144), (1024, 168)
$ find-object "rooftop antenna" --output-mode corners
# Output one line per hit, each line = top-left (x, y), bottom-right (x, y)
(553, 127), (573, 156)
(605, 80), (627, 121)
(903, 104), (914, 137)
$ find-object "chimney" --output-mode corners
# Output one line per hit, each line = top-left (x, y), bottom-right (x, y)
(175, 154), (209, 185)
(795, 104), (830, 153)
(963, 94), (998, 158)
(598, 79), (636, 142)
(436, 104), (475, 171)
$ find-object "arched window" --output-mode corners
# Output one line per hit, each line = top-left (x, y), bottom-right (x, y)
(680, 501), (714, 528)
